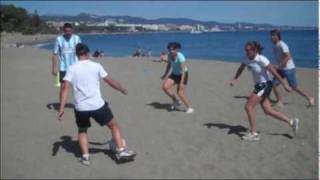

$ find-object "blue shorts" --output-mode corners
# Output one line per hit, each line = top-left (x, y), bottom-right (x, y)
(272, 69), (298, 88)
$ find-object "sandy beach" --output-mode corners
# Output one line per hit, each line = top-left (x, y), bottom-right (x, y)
(0, 38), (318, 178)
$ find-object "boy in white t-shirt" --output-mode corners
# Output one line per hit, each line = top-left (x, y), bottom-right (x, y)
(270, 29), (314, 107)
(58, 43), (136, 165)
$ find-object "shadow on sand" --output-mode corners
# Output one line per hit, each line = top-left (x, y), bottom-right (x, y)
(203, 123), (248, 138)
(47, 103), (74, 111)
(52, 136), (134, 164)
(147, 101), (184, 112)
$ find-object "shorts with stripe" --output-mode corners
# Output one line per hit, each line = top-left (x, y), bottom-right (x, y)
(253, 81), (272, 98)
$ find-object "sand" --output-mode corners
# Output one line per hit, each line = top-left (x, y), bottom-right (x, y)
(0, 41), (318, 178)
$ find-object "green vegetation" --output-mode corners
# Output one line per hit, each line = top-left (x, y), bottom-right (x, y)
(1, 4), (59, 34)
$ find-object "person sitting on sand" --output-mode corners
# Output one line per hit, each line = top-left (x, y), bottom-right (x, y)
(270, 29), (314, 107)
(52, 23), (82, 99)
(58, 43), (136, 165)
(161, 42), (194, 114)
(152, 51), (168, 63)
(229, 41), (299, 141)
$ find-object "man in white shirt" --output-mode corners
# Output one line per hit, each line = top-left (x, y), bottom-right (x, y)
(270, 29), (314, 107)
(58, 43), (136, 165)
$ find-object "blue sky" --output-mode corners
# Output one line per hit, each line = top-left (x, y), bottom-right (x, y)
(2, 1), (318, 27)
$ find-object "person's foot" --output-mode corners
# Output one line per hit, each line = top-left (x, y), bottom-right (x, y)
(242, 132), (260, 141)
(275, 101), (284, 108)
(291, 118), (299, 135)
(116, 149), (136, 161)
(185, 108), (194, 114)
(109, 138), (126, 153)
(79, 157), (90, 166)
(169, 100), (181, 110)
(308, 97), (315, 107)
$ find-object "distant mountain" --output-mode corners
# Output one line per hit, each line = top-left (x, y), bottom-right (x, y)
(42, 13), (317, 30)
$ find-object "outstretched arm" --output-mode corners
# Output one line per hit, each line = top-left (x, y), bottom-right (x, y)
(230, 63), (246, 86)
(266, 64), (291, 92)
(103, 76), (128, 95)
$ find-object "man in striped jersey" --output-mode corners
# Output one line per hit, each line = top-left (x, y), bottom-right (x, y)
(51, 23), (82, 101)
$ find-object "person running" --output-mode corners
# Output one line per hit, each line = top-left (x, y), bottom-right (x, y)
(161, 42), (194, 114)
(270, 29), (314, 107)
(58, 43), (136, 165)
(229, 41), (299, 141)
(52, 23), (82, 100)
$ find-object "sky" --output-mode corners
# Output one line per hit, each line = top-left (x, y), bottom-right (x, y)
(1, 1), (318, 27)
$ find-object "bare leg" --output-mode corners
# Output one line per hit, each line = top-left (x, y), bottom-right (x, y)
(78, 132), (89, 155)
(107, 119), (124, 149)
(245, 93), (262, 133)
(292, 87), (314, 105)
(273, 84), (284, 103)
(177, 84), (191, 109)
(162, 78), (178, 102)
(260, 98), (291, 125)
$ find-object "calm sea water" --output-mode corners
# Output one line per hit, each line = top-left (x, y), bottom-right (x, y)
(41, 30), (318, 68)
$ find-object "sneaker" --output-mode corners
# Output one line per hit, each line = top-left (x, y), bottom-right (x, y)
(185, 108), (194, 114)
(242, 132), (260, 141)
(116, 149), (136, 161)
(308, 97), (315, 107)
(291, 118), (299, 135)
(109, 138), (126, 153)
(79, 157), (90, 166)
(169, 100), (181, 110)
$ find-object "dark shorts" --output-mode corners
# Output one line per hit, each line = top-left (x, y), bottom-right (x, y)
(74, 102), (114, 129)
(272, 69), (298, 88)
(59, 71), (66, 83)
(253, 81), (273, 98)
(168, 72), (188, 85)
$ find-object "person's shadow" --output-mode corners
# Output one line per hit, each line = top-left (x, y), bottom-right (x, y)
(203, 123), (248, 138)
(52, 136), (134, 164)
(47, 103), (74, 112)
(147, 101), (184, 112)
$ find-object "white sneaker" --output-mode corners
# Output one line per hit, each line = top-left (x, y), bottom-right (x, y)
(291, 118), (299, 135)
(109, 138), (126, 153)
(79, 157), (90, 166)
(185, 108), (194, 114)
(116, 149), (136, 161)
(242, 132), (260, 141)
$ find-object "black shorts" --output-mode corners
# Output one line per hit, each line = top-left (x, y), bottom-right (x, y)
(74, 102), (114, 129)
(253, 81), (273, 98)
(59, 71), (66, 83)
(168, 72), (188, 85)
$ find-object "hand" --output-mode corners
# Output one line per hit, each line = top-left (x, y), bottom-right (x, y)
(58, 110), (64, 121)
(121, 88), (128, 95)
(229, 79), (238, 86)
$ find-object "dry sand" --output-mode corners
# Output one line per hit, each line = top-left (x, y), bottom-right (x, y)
(0, 43), (318, 179)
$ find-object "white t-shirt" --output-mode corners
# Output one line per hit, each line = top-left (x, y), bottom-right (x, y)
(273, 40), (295, 70)
(63, 60), (108, 111)
(243, 54), (270, 84)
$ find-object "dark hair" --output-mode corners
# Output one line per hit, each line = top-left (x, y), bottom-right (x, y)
(270, 29), (281, 40)
(167, 42), (181, 50)
(246, 41), (264, 54)
(63, 23), (73, 29)
(76, 43), (90, 56)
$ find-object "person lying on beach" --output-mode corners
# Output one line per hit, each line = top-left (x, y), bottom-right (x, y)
(229, 41), (299, 141)
(58, 43), (136, 165)
(52, 23), (81, 96)
(270, 29), (314, 107)
(161, 42), (194, 114)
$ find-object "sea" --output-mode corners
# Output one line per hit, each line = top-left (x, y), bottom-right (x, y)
(40, 30), (318, 68)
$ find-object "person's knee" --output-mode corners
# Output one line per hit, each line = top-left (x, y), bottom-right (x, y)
(245, 103), (253, 112)
(162, 84), (168, 91)
(177, 90), (184, 97)
(263, 108), (273, 116)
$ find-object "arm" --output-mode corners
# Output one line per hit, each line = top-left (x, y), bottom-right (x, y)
(278, 52), (291, 69)
(103, 76), (128, 95)
(230, 63), (246, 86)
(52, 54), (58, 76)
(58, 81), (70, 120)
(266, 64), (291, 92)
(179, 62), (186, 86)
(161, 62), (171, 79)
